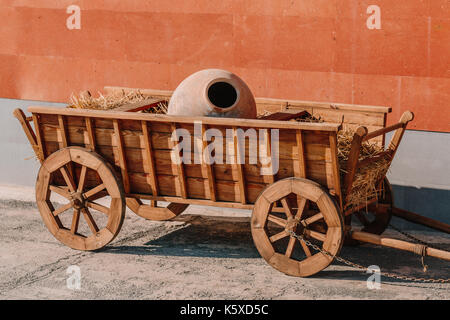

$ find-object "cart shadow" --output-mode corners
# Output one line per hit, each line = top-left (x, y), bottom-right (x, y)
(313, 244), (450, 285)
(108, 215), (261, 259)
(107, 214), (449, 283)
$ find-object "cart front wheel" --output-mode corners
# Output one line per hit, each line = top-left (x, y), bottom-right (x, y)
(126, 197), (188, 221)
(36, 147), (125, 251)
(251, 178), (343, 277)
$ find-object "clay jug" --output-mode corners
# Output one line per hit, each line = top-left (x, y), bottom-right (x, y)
(168, 69), (257, 119)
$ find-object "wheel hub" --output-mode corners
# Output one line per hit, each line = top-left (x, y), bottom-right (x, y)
(70, 192), (85, 210)
(285, 217), (300, 233)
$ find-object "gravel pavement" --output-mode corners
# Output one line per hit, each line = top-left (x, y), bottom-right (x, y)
(0, 186), (449, 300)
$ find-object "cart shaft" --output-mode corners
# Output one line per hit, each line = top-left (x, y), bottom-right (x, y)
(350, 231), (450, 261)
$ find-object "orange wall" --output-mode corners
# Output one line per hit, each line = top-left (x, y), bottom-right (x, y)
(0, 0), (449, 132)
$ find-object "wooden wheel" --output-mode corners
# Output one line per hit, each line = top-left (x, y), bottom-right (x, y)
(36, 147), (125, 251)
(251, 177), (344, 277)
(352, 178), (394, 235)
(126, 197), (189, 221)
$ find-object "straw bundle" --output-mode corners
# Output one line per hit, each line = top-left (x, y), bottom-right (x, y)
(292, 115), (391, 209)
(68, 90), (168, 114)
(336, 130), (391, 209)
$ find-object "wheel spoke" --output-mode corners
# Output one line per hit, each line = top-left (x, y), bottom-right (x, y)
(301, 212), (324, 227)
(304, 229), (326, 242)
(269, 230), (288, 243)
(77, 166), (87, 192)
(70, 209), (81, 234)
(82, 208), (99, 234)
(285, 237), (296, 257)
(86, 201), (110, 215)
(49, 185), (71, 199)
(280, 197), (293, 219)
(267, 214), (287, 228)
(298, 238), (312, 257)
(294, 197), (307, 220)
(83, 184), (106, 200)
(52, 202), (73, 216)
(59, 166), (76, 193)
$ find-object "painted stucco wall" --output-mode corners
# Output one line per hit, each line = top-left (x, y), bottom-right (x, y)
(0, 1), (449, 132)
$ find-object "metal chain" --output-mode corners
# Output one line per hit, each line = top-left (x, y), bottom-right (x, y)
(388, 223), (447, 251)
(286, 229), (450, 284)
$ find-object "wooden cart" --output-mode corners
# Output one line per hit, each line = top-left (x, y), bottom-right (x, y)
(14, 92), (450, 277)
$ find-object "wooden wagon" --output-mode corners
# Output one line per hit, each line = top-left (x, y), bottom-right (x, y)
(14, 89), (450, 277)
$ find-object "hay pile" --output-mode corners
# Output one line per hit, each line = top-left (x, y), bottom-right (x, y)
(68, 91), (390, 209)
(291, 115), (391, 209)
(68, 90), (168, 114)
(336, 130), (391, 209)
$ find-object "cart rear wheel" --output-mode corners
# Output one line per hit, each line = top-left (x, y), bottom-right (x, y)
(36, 147), (125, 251)
(351, 178), (393, 236)
(251, 178), (344, 277)
(126, 197), (188, 221)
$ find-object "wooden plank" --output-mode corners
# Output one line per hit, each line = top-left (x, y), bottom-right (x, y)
(233, 127), (247, 204)
(387, 111), (414, 156)
(263, 129), (275, 184)
(274, 98), (391, 114)
(130, 193), (254, 210)
(382, 112), (387, 147)
(13, 109), (40, 158)
(113, 119), (130, 193)
(201, 124), (217, 201)
(57, 115), (69, 148)
(103, 87), (392, 114)
(170, 123), (188, 198)
(85, 117), (97, 151)
(28, 107), (342, 132)
(363, 122), (403, 141)
(343, 127), (368, 203)
(328, 133), (342, 209)
(141, 121), (159, 197)
(295, 130), (307, 178)
(112, 98), (165, 112)
(309, 108), (386, 126)
(41, 123), (331, 161)
(44, 139), (333, 187)
(126, 173), (264, 203)
(32, 113), (46, 161)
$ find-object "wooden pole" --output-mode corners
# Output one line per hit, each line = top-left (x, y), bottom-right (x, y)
(343, 126), (368, 203)
(13, 109), (40, 159)
(391, 207), (450, 234)
(350, 231), (450, 261)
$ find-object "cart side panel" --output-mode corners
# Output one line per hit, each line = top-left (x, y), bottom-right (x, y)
(34, 110), (340, 206)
